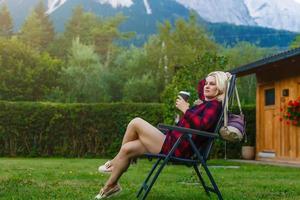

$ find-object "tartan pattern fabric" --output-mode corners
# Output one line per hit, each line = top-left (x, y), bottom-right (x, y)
(160, 78), (222, 158)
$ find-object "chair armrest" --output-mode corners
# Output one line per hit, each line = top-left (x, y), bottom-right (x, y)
(157, 123), (219, 139)
(158, 127), (168, 135)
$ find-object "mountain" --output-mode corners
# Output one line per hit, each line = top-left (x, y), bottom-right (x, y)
(176, 0), (300, 33)
(244, 0), (300, 32)
(176, 0), (300, 32)
(43, 0), (300, 33)
(0, 0), (298, 48)
(176, 0), (256, 26)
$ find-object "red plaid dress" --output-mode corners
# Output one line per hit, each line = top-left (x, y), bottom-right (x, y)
(160, 79), (222, 158)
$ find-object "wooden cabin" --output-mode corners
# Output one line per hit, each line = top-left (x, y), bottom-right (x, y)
(231, 47), (300, 164)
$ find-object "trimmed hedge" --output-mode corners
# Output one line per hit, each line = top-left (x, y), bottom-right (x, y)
(0, 101), (164, 157)
(0, 101), (255, 158)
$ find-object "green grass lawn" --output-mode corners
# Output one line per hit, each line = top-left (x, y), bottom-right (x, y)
(0, 158), (299, 200)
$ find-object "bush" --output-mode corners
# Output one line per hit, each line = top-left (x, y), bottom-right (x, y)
(0, 101), (163, 157)
(0, 101), (255, 159)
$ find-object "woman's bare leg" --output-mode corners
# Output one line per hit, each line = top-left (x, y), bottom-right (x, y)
(109, 117), (165, 165)
(103, 140), (146, 189)
(121, 117), (164, 146)
(100, 118), (166, 192)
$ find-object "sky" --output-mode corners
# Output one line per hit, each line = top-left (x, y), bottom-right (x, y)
(294, 0), (300, 3)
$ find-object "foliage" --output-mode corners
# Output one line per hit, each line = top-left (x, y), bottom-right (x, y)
(0, 101), (164, 157)
(282, 97), (300, 126)
(221, 41), (274, 104)
(33, 0), (55, 51)
(0, 4), (13, 38)
(56, 38), (109, 103)
(162, 52), (227, 124)
(290, 34), (300, 49)
(59, 6), (130, 64)
(18, 1), (55, 52)
(0, 5), (279, 105)
(144, 12), (218, 90)
(0, 101), (256, 158)
(123, 73), (160, 102)
(0, 38), (62, 101)
(104, 46), (161, 102)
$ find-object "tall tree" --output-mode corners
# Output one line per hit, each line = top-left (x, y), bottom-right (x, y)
(0, 4), (13, 38)
(34, 0), (55, 50)
(221, 42), (273, 104)
(19, 12), (43, 51)
(60, 38), (109, 102)
(19, 1), (55, 51)
(92, 14), (130, 67)
(0, 38), (62, 101)
(106, 46), (159, 102)
(64, 6), (94, 44)
(144, 12), (218, 92)
(63, 6), (130, 65)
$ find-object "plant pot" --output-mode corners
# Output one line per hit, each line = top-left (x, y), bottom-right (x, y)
(241, 146), (255, 160)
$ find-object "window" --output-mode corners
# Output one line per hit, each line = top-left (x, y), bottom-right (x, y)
(265, 88), (275, 106)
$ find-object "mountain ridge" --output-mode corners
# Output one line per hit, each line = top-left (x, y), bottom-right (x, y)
(0, 0), (297, 48)
(45, 0), (300, 32)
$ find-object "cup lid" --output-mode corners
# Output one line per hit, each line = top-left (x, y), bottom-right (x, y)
(179, 91), (190, 96)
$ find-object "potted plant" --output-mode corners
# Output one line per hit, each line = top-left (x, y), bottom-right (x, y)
(241, 130), (256, 160)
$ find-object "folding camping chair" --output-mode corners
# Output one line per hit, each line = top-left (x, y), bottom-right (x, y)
(136, 74), (237, 200)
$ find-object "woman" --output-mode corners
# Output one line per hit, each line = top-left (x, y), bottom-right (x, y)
(95, 71), (230, 199)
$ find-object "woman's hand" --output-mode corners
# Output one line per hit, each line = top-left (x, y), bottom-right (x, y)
(176, 95), (190, 114)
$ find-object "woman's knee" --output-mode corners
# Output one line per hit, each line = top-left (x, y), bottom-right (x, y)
(120, 143), (133, 156)
(127, 117), (144, 130)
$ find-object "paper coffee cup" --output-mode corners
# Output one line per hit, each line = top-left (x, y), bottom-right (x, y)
(179, 91), (190, 101)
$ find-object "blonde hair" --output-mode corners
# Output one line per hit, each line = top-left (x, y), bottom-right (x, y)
(206, 71), (231, 102)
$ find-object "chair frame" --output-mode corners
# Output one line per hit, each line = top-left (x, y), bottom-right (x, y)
(136, 75), (237, 200)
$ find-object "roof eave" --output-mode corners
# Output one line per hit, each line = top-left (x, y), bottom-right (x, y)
(230, 47), (300, 77)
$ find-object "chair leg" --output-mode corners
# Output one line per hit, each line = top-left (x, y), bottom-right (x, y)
(138, 137), (183, 200)
(200, 162), (223, 200)
(193, 164), (210, 196)
(187, 137), (223, 200)
(137, 158), (161, 198)
(138, 156), (171, 200)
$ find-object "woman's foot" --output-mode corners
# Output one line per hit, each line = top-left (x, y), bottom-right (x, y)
(95, 184), (122, 199)
(98, 160), (114, 173)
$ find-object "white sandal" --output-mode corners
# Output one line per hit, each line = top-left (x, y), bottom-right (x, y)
(98, 160), (113, 173)
(95, 184), (122, 199)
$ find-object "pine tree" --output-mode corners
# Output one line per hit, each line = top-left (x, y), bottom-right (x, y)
(19, 1), (55, 51)
(34, 0), (55, 49)
(0, 4), (13, 38)
(64, 6), (86, 41)
(19, 12), (43, 51)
